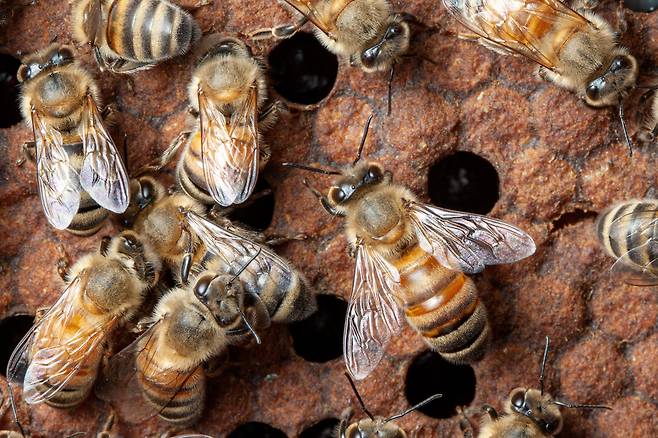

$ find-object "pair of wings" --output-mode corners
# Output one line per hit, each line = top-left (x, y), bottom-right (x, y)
(280, 0), (356, 39)
(604, 208), (658, 286)
(198, 86), (260, 207)
(344, 201), (536, 379)
(32, 94), (129, 230)
(6, 271), (118, 405)
(442, 0), (592, 71)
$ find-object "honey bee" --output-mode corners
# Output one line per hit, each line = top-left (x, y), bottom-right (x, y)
(141, 35), (278, 207)
(442, 0), (638, 153)
(284, 115), (536, 379)
(5, 231), (160, 410)
(17, 44), (130, 235)
(339, 373), (441, 438)
(460, 337), (610, 438)
(595, 198), (658, 286)
(97, 212), (316, 425)
(250, 0), (419, 113)
(70, 0), (201, 73)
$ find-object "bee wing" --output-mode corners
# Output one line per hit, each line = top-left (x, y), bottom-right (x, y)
(7, 271), (116, 404)
(79, 94), (130, 214)
(604, 208), (658, 286)
(442, 0), (590, 70)
(82, 0), (102, 45)
(31, 108), (81, 230)
(185, 210), (296, 287)
(199, 87), (259, 207)
(344, 243), (404, 380)
(280, 0), (357, 37)
(96, 319), (201, 424)
(407, 201), (536, 274)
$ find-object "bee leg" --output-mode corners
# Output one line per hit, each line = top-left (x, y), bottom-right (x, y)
(263, 233), (308, 246)
(248, 17), (309, 41)
(615, 0), (627, 34)
(458, 406), (474, 438)
(96, 409), (116, 438)
(203, 350), (229, 378)
(258, 100), (285, 131)
(259, 143), (272, 170)
(135, 131), (190, 176)
(16, 142), (36, 167)
(301, 179), (344, 217)
(56, 244), (71, 281)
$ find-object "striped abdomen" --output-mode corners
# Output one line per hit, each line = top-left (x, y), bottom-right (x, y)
(177, 132), (215, 205)
(596, 199), (658, 274)
(395, 244), (489, 363)
(106, 0), (200, 62)
(137, 341), (205, 425)
(64, 138), (109, 236)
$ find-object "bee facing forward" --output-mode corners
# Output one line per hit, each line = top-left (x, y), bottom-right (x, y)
(18, 44), (130, 234)
(98, 212), (316, 425)
(143, 35), (278, 207)
(284, 116), (536, 379)
(251, 0), (418, 112)
(339, 373), (441, 438)
(460, 337), (611, 438)
(71, 0), (200, 73)
(596, 199), (658, 286)
(442, 0), (638, 152)
(6, 232), (160, 409)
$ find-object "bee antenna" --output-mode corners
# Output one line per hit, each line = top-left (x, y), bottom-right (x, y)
(553, 400), (612, 410)
(344, 372), (375, 421)
(384, 393), (442, 423)
(228, 248), (262, 285)
(539, 335), (550, 395)
(353, 114), (374, 165)
(237, 306), (261, 345)
(180, 223), (194, 285)
(281, 162), (341, 175)
(618, 103), (633, 156)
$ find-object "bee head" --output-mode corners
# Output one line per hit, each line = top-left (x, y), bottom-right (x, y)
(507, 388), (563, 435)
(585, 52), (637, 108)
(359, 16), (410, 72)
(343, 419), (406, 438)
(192, 273), (245, 328)
(327, 162), (390, 207)
(17, 44), (75, 84)
(120, 177), (162, 227)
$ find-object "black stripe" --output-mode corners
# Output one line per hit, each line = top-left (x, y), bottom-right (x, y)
(159, 3), (174, 58)
(176, 11), (192, 55)
(121, 0), (141, 59)
(139, 0), (155, 59)
(610, 204), (630, 257)
(627, 203), (649, 265)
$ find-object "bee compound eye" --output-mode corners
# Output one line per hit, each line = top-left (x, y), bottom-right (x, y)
(194, 275), (214, 300)
(511, 390), (525, 410)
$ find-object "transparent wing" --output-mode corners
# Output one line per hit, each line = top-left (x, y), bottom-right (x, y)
(185, 210), (295, 287)
(442, 0), (590, 70)
(7, 272), (116, 404)
(199, 87), (259, 207)
(96, 318), (201, 424)
(407, 201), (536, 274)
(281, 0), (357, 37)
(609, 245), (658, 286)
(79, 94), (130, 213)
(344, 243), (404, 380)
(31, 108), (80, 229)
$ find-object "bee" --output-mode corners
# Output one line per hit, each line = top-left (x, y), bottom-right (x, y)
(97, 212), (316, 425)
(17, 44), (130, 235)
(70, 0), (200, 74)
(460, 337), (610, 438)
(442, 0), (638, 153)
(595, 198), (658, 286)
(5, 231), (160, 410)
(250, 0), (419, 113)
(339, 373), (441, 438)
(283, 115), (536, 379)
(141, 35), (278, 207)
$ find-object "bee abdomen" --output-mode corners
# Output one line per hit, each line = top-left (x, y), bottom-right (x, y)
(401, 248), (489, 364)
(66, 191), (109, 236)
(176, 140), (215, 205)
(40, 350), (103, 408)
(138, 363), (205, 426)
(107, 0), (200, 62)
(596, 199), (658, 266)
(259, 270), (317, 323)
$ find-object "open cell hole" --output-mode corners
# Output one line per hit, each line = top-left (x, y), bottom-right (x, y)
(623, 0), (658, 12)
(289, 294), (346, 363)
(0, 314), (35, 376)
(227, 179), (275, 232)
(428, 151), (499, 214)
(228, 422), (288, 438)
(404, 350), (476, 419)
(0, 54), (22, 128)
(299, 418), (340, 438)
(268, 32), (338, 105)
